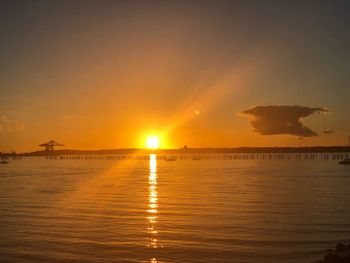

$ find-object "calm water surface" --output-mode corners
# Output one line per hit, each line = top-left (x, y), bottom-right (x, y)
(1, 156), (350, 262)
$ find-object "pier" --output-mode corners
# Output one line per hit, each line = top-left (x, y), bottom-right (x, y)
(2, 144), (350, 162)
(38, 153), (350, 161)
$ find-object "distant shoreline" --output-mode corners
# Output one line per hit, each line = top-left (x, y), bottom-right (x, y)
(1, 146), (350, 157)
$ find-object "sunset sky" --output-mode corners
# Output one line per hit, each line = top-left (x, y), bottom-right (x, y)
(1, 0), (349, 152)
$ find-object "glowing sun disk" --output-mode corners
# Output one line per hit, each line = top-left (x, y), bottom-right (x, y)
(146, 136), (160, 149)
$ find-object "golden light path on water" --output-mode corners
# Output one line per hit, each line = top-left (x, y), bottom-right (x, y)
(147, 154), (160, 262)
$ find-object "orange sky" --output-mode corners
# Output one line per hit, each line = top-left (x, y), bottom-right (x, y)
(1, 1), (349, 152)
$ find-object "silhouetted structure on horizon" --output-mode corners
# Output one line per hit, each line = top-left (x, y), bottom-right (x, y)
(39, 140), (64, 152)
(1, 146), (350, 158)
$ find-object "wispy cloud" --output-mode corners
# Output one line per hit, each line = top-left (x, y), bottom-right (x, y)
(0, 115), (26, 132)
(239, 105), (327, 137)
(323, 129), (334, 134)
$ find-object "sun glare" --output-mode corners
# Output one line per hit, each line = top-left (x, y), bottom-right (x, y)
(146, 136), (160, 149)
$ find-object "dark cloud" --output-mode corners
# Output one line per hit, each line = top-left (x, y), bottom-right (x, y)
(240, 105), (327, 137)
(323, 129), (334, 134)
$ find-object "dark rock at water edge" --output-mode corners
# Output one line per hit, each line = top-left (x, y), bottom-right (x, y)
(316, 242), (350, 263)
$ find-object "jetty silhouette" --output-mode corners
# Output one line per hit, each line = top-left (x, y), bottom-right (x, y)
(1, 146), (350, 161)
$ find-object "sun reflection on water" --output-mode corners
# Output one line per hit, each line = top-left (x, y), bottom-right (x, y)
(147, 154), (159, 251)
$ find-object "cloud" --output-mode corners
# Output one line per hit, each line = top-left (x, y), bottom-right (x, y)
(0, 115), (26, 132)
(323, 129), (334, 134)
(240, 105), (327, 137)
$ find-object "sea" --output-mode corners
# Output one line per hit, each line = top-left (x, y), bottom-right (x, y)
(1, 156), (350, 263)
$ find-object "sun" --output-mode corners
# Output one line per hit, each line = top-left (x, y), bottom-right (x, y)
(146, 136), (160, 149)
